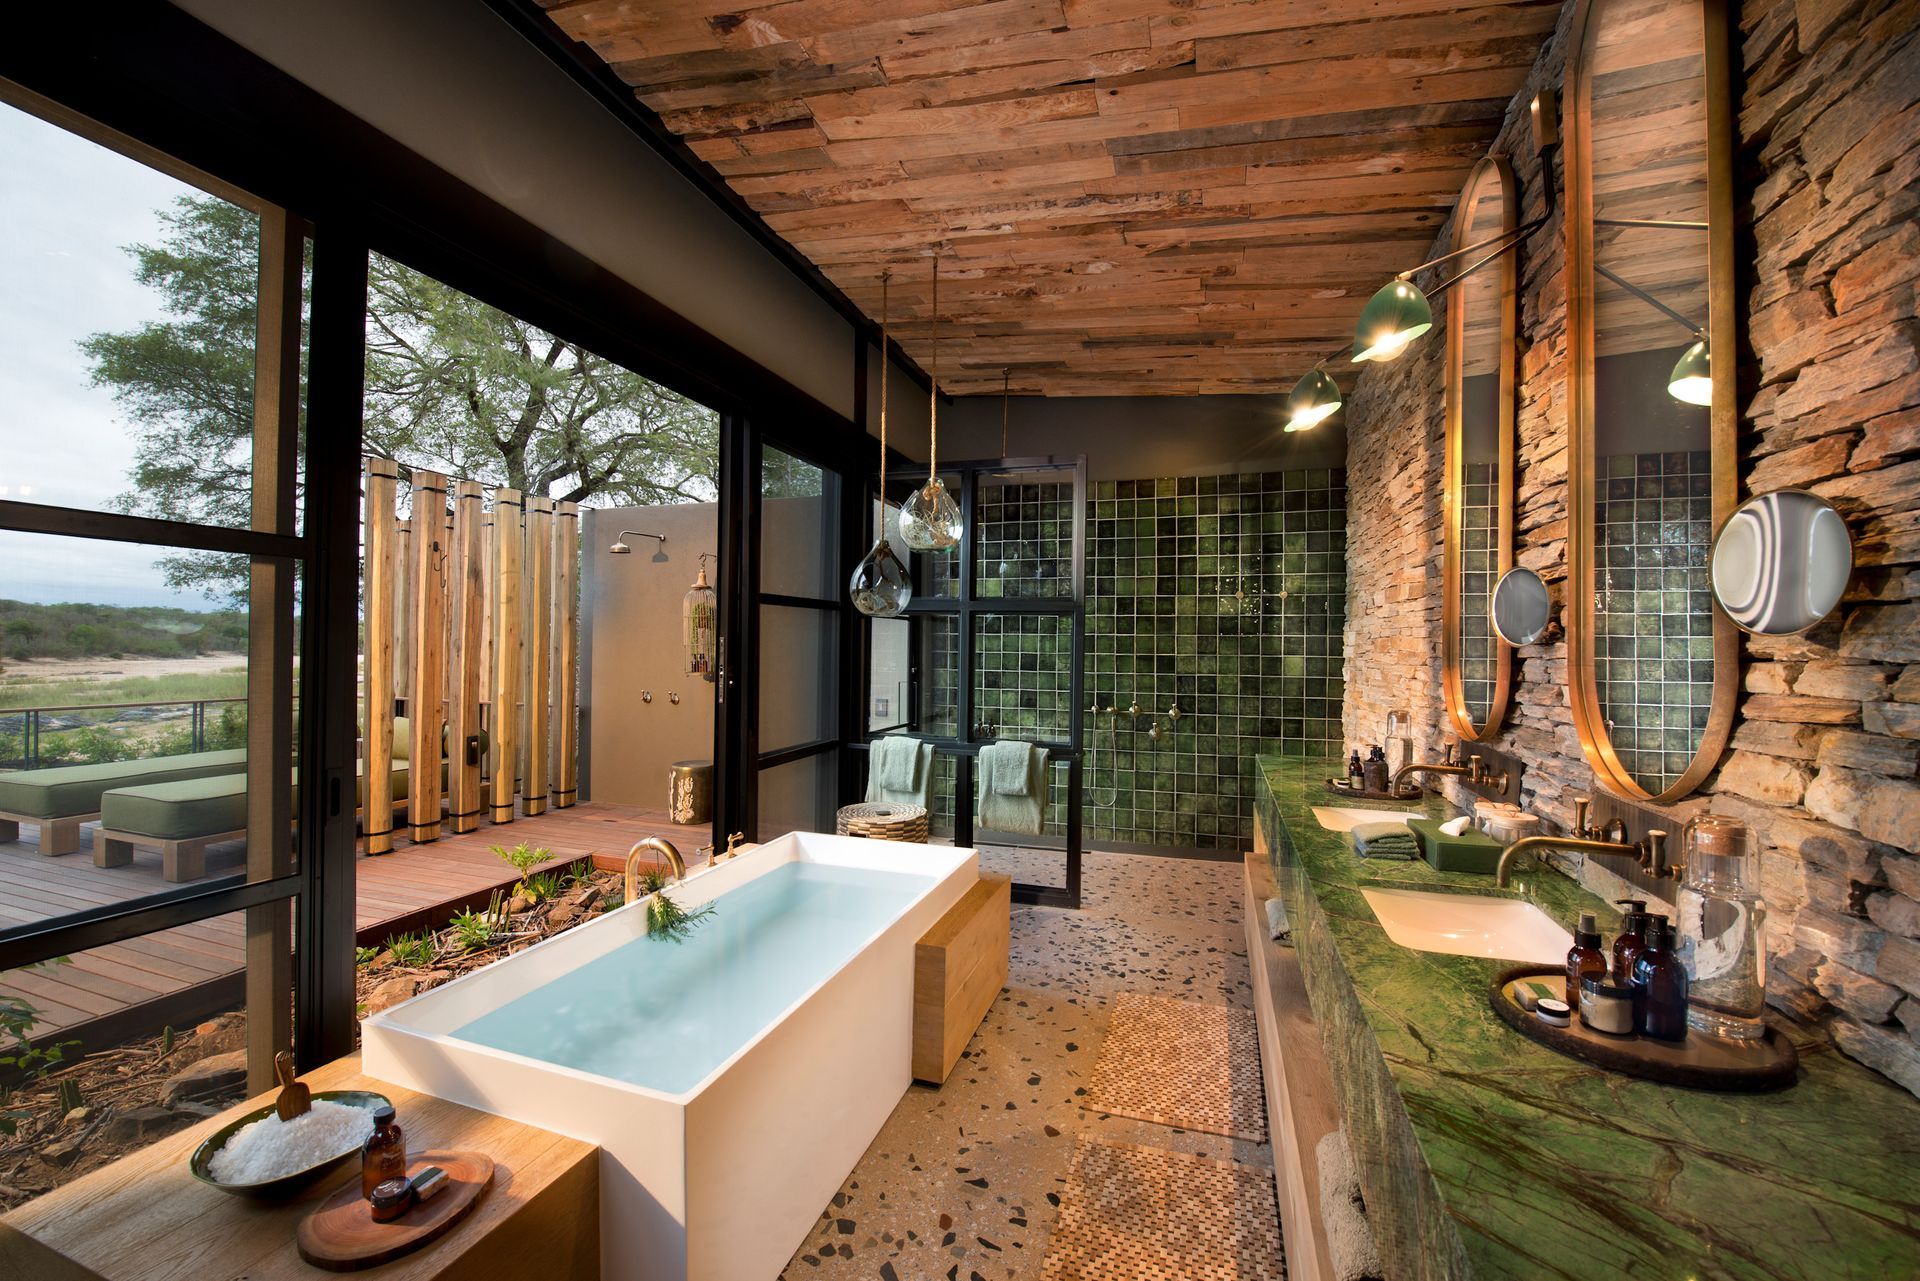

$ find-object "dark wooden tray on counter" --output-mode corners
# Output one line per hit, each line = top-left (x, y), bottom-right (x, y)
(1491, 966), (1798, 1092)
(1321, 779), (1417, 803)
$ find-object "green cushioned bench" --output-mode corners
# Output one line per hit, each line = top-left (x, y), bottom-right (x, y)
(0, 749), (246, 857)
(94, 763), (417, 881)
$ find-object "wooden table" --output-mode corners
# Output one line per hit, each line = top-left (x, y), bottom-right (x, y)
(0, 1055), (598, 1281)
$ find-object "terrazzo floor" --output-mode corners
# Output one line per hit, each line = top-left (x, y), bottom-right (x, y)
(779, 847), (1272, 1281)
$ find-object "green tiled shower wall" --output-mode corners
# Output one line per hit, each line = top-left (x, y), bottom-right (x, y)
(1088, 469), (1347, 849)
(904, 467), (1347, 852)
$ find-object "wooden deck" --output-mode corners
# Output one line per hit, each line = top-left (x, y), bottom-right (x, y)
(0, 802), (708, 1050)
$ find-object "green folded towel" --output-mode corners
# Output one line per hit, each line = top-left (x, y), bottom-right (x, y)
(981, 739), (1035, 797)
(865, 735), (932, 808)
(976, 742), (1048, 835)
(870, 735), (924, 792)
(1351, 820), (1417, 860)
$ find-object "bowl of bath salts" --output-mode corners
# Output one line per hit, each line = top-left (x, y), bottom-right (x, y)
(189, 1090), (390, 1198)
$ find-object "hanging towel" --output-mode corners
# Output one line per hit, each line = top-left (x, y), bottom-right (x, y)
(1265, 897), (1293, 945)
(976, 741), (1048, 835)
(980, 739), (1035, 796)
(865, 736), (933, 809)
(870, 734), (924, 792)
(1314, 1129), (1386, 1281)
(1350, 820), (1418, 860)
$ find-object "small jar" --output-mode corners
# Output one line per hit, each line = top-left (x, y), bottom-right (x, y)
(1534, 997), (1572, 1027)
(1579, 975), (1636, 1036)
(361, 1104), (407, 1199)
(369, 1177), (415, 1223)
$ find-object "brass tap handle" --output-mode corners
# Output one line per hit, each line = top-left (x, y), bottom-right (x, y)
(724, 831), (746, 859)
(1442, 742), (1457, 766)
(1467, 754), (1484, 784)
(1646, 829), (1677, 879)
(1572, 796), (1591, 839)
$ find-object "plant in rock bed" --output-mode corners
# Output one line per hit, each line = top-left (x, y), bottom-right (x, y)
(384, 931), (436, 968)
(0, 962), (81, 1135)
(448, 909), (494, 954)
(492, 842), (557, 901)
(637, 868), (713, 943)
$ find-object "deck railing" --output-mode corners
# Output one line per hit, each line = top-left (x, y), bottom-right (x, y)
(0, 697), (250, 771)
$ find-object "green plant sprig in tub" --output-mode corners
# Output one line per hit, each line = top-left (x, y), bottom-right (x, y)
(637, 868), (714, 943)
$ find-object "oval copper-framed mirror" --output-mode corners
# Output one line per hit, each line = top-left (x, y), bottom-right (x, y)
(1442, 155), (1517, 741)
(1566, 0), (1737, 803)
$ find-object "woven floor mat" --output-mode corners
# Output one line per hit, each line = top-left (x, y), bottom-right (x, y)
(1083, 992), (1268, 1142)
(1040, 1138), (1285, 1281)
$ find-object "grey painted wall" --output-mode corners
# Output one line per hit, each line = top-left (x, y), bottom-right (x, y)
(939, 395), (1347, 479)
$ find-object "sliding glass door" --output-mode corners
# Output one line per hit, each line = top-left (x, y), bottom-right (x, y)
(719, 425), (858, 842)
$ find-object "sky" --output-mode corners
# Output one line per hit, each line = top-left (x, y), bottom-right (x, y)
(0, 99), (231, 611)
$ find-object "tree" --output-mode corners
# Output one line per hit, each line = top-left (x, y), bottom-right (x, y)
(84, 196), (720, 601)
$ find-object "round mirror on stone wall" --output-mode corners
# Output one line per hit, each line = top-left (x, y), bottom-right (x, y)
(1565, 0), (1738, 803)
(1711, 488), (1853, 635)
(1490, 567), (1553, 646)
(1442, 156), (1517, 742)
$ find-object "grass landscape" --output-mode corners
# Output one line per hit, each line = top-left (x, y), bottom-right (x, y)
(0, 601), (252, 768)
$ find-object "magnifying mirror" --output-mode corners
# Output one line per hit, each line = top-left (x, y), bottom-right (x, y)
(1490, 566), (1553, 646)
(1710, 488), (1852, 635)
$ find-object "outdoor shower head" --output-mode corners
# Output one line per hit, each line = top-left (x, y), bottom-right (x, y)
(610, 530), (666, 558)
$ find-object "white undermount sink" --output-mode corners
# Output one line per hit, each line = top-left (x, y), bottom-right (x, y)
(1311, 806), (1414, 832)
(1361, 886), (1573, 965)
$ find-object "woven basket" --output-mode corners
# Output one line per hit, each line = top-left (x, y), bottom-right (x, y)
(835, 802), (930, 843)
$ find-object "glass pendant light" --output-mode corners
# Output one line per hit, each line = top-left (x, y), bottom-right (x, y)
(1668, 337), (1713, 405)
(898, 254), (963, 551)
(1285, 368), (1342, 431)
(851, 271), (913, 619)
(684, 553), (717, 681)
(1352, 278), (1433, 363)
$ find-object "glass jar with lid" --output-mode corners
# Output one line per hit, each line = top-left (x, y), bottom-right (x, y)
(1674, 815), (1768, 1039)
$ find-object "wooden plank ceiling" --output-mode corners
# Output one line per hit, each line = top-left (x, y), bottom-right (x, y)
(541, 0), (1560, 396)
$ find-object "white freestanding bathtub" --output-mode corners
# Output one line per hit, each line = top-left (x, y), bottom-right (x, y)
(362, 831), (979, 1281)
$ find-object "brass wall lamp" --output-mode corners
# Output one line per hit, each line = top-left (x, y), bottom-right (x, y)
(1282, 90), (1564, 431)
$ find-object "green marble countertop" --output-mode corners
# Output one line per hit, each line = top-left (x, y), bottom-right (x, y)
(1254, 755), (1920, 1281)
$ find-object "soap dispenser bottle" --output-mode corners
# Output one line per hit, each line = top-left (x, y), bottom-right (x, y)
(1612, 899), (1649, 980)
(1632, 915), (1689, 1041)
(1565, 913), (1607, 1008)
(1362, 745), (1389, 794)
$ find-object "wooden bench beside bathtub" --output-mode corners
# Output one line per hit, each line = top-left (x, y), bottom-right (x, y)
(0, 1053), (598, 1281)
(913, 872), (1011, 1086)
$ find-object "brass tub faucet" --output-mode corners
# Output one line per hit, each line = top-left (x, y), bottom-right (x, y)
(624, 837), (686, 904)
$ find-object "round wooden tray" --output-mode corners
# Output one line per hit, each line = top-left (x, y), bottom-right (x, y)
(1491, 966), (1798, 1092)
(297, 1149), (494, 1272)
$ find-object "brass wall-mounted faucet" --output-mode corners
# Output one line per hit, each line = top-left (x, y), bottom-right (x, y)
(1390, 741), (1507, 796)
(1494, 796), (1672, 887)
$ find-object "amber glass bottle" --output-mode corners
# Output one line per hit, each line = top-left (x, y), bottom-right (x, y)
(1612, 899), (1649, 980)
(361, 1104), (407, 1199)
(1632, 918), (1690, 1041)
(1565, 913), (1608, 1007)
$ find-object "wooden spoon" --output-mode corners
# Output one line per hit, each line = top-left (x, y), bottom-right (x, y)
(274, 1052), (311, 1122)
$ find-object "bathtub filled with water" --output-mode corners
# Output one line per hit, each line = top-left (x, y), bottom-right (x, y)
(362, 831), (978, 1281)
